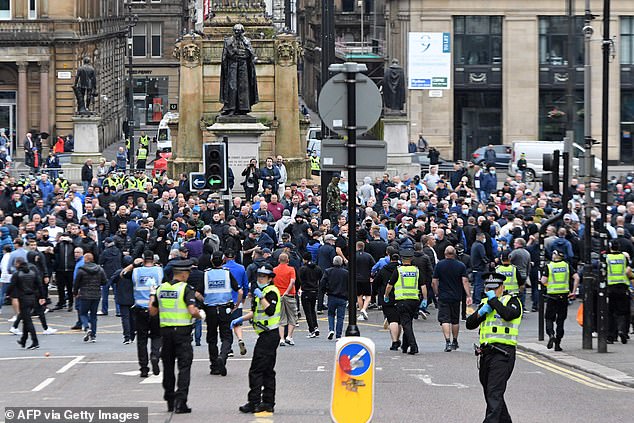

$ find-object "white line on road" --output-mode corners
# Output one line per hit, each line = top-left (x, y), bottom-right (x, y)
(84, 358), (252, 365)
(56, 356), (85, 374)
(32, 378), (55, 392)
(140, 375), (162, 384)
(300, 366), (326, 372)
(0, 356), (78, 361)
(413, 374), (469, 389)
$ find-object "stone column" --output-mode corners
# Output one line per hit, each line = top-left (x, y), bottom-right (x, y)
(39, 62), (51, 140)
(168, 34), (204, 177)
(17, 61), (28, 159)
(274, 34), (305, 180)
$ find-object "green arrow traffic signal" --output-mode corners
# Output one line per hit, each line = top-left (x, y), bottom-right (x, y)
(208, 177), (223, 185)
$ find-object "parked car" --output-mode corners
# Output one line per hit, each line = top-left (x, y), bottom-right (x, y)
(306, 126), (321, 156)
(471, 144), (511, 168)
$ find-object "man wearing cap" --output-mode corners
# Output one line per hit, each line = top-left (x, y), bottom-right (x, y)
(150, 259), (205, 414)
(233, 263), (282, 414)
(203, 252), (242, 376)
(384, 249), (427, 354)
(495, 251), (520, 297)
(126, 250), (164, 377)
(541, 249), (579, 351)
(466, 272), (522, 423)
(605, 243), (634, 344)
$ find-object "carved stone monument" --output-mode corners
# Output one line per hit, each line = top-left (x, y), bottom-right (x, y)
(74, 57), (97, 116)
(382, 59), (406, 114)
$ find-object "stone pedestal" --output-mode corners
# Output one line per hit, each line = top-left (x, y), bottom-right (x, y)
(71, 115), (102, 164)
(384, 116), (419, 177)
(206, 120), (269, 193)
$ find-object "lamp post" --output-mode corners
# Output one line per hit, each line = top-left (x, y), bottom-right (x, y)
(126, 1), (138, 171)
(358, 0), (364, 54)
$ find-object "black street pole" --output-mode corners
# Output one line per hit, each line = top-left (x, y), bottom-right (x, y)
(222, 136), (231, 213)
(598, 0), (611, 354)
(127, 3), (138, 172)
(345, 64), (360, 337)
(320, 0), (335, 223)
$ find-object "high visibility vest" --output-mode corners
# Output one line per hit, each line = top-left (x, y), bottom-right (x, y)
(132, 266), (163, 309)
(394, 265), (419, 301)
(310, 156), (320, 171)
(139, 135), (149, 148)
(57, 178), (69, 193)
(137, 148), (148, 160)
(203, 268), (233, 306)
(496, 264), (519, 295)
(126, 138), (130, 151)
(156, 281), (192, 327)
(136, 176), (148, 190)
(103, 177), (117, 189)
(546, 261), (570, 294)
(478, 295), (522, 346)
(607, 253), (629, 286)
(124, 178), (137, 190)
(253, 284), (281, 334)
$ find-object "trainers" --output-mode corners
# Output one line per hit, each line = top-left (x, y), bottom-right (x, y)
(279, 340), (286, 347)
(360, 310), (369, 320)
(418, 310), (427, 320)
(151, 358), (160, 375)
(307, 332), (316, 338)
(216, 357), (227, 376)
(547, 336), (555, 350)
(89, 336), (96, 343)
(123, 339), (132, 345)
(444, 342), (452, 352)
(83, 330), (92, 342)
(239, 402), (257, 413)
(285, 337), (295, 346)
(96, 311), (107, 316)
(8, 315), (16, 323)
(358, 314), (367, 321)
(9, 327), (22, 336)
(227, 350), (234, 357)
(254, 403), (274, 413)
(43, 328), (57, 335)
(620, 332), (628, 344)
(328, 331), (335, 340)
(238, 339), (247, 355)
(451, 340), (459, 350)
(70, 324), (82, 330)
(314, 329), (320, 337)
(27, 344), (40, 350)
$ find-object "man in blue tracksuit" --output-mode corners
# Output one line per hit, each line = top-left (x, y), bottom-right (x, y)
(204, 252), (242, 376)
(222, 249), (249, 356)
(124, 250), (163, 377)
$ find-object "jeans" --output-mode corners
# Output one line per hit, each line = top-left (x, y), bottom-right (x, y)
(478, 190), (489, 203)
(327, 296), (347, 338)
(530, 267), (540, 309)
(0, 283), (8, 312)
(134, 307), (161, 373)
(194, 319), (202, 345)
(82, 181), (89, 194)
(472, 271), (484, 304)
(119, 305), (136, 341)
(101, 281), (120, 315)
(80, 299), (100, 336)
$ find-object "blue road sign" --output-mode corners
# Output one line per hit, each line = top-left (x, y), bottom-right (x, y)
(190, 172), (206, 191)
(338, 343), (371, 377)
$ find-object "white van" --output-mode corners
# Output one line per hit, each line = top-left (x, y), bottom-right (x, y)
(156, 112), (178, 151)
(508, 140), (601, 180)
(306, 126), (321, 156)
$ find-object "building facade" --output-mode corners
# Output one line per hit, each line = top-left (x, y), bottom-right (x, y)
(129, 0), (185, 131)
(0, 0), (127, 157)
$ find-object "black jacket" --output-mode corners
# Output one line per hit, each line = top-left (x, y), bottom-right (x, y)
(412, 251), (433, 285)
(99, 245), (122, 279)
(73, 262), (107, 300)
(54, 238), (76, 272)
(81, 163), (93, 183)
(298, 262), (323, 292)
(373, 261), (398, 305)
(9, 263), (44, 300)
(321, 266), (349, 299)
(112, 268), (134, 306)
(355, 251), (375, 282)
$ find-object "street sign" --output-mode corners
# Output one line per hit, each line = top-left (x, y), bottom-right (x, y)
(169, 103), (178, 111)
(318, 69), (382, 137)
(320, 139), (387, 171)
(189, 172), (206, 191)
(331, 337), (375, 423)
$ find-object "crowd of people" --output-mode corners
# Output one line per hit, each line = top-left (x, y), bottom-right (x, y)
(2, 149), (634, 352)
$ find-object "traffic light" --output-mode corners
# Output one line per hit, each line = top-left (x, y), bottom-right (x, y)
(542, 150), (560, 193)
(203, 143), (227, 191)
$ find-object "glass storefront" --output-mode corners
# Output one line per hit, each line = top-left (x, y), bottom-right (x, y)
(454, 91), (502, 160)
(621, 90), (634, 163)
(132, 76), (169, 126)
(538, 90), (584, 142)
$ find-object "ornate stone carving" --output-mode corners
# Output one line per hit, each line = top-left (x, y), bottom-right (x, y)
(275, 38), (299, 67)
(181, 43), (201, 68)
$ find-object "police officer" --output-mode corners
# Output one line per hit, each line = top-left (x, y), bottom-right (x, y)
(496, 251), (520, 296)
(204, 252), (242, 376)
(103, 171), (118, 190)
(137, 145), (148, 170)
(136, 170), (149, 190)
(310, 151), (320, 177)
(384, 249), (426, 355)
(139, 131), (149, 150)
(124, 173), (137, 190)
(149, 259), (205, 414)
(233, 264), (281, 414)
(606, 243), (634, 344)
(467, 272), (522, 423)
(541, 249), (579, 351)
(56, 171), (69, 194)
(124, 250), (163, 377)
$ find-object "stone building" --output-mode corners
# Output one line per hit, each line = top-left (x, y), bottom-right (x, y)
(298, 0), (634, 163)
(0, 0), (127, 157)
(128, 0), (185, 132)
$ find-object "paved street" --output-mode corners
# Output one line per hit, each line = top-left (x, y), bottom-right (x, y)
(1, 301), (632, 423)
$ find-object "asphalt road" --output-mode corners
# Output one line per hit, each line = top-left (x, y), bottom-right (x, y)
(0, 304), (632, 423)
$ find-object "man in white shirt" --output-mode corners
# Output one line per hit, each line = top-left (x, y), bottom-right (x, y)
(275, 155), (287, 198)
(46, 215), (64, 244)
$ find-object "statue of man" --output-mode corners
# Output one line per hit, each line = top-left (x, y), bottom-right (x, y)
(220, 23), (259, 116)
(74, 57), (97, 115)
(382, 58), (406, 113)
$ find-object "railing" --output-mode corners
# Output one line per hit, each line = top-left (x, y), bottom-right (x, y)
(335, 40), (385, 59)
(0, 18), (126, 41)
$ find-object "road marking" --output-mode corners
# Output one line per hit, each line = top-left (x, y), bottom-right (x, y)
(115, 370), (140, 376)
(84, 358), (252, 365)
(401, 368), (426, 372)
(300, 366), (325, 372)
(56, 356), (85, 374)
(517, 351), (631, 391)
(32, 378), (55, 392)
(140, 375), (162, 384)
(0, 356), (78, 361)
(412, 374), (469, 389)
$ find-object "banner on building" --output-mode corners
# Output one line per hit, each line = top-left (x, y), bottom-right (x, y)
(203, 0), (210, 20)
(408, 32), (451, 90)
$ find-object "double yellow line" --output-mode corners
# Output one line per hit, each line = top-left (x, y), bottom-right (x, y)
(517, 351), (631, 391)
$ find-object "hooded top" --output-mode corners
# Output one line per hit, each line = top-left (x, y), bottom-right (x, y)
(73, 262), (107, 300)
(0, 227), (14, 260)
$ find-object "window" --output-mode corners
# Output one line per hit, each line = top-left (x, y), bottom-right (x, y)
(621, 17), (634, 65)
(28, 0), (36, 19)
(342, 0), (354, 12)
(151, 23), (162, 57)
(454, 16), (502, 65)
(539, 16), (585, 66)
(133, 23), (146, 57)
(133, 77), (169, 125)
(538, 90), (584, 141)
(0, 0), (10, 20)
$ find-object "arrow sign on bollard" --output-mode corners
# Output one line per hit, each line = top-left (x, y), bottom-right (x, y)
(189, 172), (206, 191)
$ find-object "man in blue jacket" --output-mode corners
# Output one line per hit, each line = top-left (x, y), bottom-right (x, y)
(481, 167), (498, 202)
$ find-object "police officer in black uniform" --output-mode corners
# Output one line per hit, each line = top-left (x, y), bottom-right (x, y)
(149, 259), (205, 414)
(467, 272), (523, 423)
